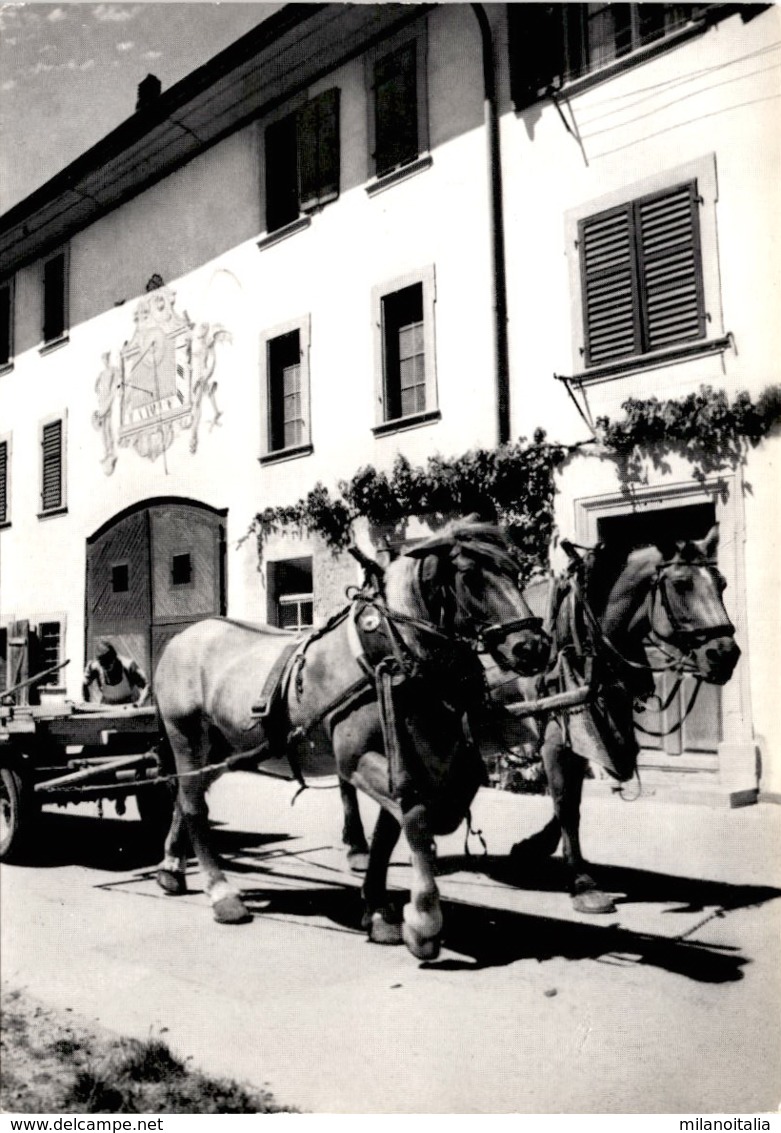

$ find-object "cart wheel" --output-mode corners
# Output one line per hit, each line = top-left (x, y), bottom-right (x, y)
(136, 783), (175, 848)
(0, 767), (36, 863)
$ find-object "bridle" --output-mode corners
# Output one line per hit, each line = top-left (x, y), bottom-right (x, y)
(570, 553), (734, 738)
(645, 559), (734, 661)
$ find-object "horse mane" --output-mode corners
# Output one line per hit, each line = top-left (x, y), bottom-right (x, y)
(410, 517), (521, 578)
(577, 541), (659, 620)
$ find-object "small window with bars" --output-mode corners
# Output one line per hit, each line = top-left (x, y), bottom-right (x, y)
(40, 418), (65, 514)
(0, 438), (8, 526)
(578, 180), (705, 367)
(37, 621), (62, 686)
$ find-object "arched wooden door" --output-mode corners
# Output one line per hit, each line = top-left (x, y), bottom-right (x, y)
(86, 500), (226, 690)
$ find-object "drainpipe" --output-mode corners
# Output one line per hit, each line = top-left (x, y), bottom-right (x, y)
(471, 3), (511, 446)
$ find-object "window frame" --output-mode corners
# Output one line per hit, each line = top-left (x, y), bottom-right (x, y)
(0, 432), (10, 528)
(509, 4), (709, 109)
(266, 556), (314, 631)
(259, 315), (313, 463)
(0, 276), (14, 372)
(565, 155), (724, 381)
(262, 87), (341, 237)
(366, 21), (429, 184)
(372, 265), (439, 434)
(40, 245), (70, 351)
(170, 551), (194, 589)
(38, 411), (68, 518)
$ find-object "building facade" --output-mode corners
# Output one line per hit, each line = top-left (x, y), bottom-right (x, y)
(1, 4), (778, 803)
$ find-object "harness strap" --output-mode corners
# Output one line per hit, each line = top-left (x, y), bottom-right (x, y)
(633, 677), (703, 737)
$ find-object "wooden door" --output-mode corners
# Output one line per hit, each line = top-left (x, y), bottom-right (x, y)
(86, 501), (226, 695)
(149, 504), (225, 668)
(86, 510), (152, 678)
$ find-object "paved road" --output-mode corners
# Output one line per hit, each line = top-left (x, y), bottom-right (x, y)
(2, 773), (780, 1113)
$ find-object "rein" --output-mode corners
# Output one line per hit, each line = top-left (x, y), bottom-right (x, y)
(560, 556), (720, 741)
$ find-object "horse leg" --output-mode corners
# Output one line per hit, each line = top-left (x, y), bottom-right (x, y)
(339, 779), (370, 873)
(361, 807), (403, 945)
(166, 714), (250, 924)
(156, 799), (190, 895)
(401, 803), (443, 961)
(543, 723), (615, 914)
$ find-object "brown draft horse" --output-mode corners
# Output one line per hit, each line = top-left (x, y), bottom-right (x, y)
(508, 525), (741, 913)
(152, 518), (549, 960)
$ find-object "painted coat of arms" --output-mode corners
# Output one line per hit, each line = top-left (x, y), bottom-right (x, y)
(94, 284), (230, 474)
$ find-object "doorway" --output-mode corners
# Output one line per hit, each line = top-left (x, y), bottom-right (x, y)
(85, 499), (226, 690)
(597, 501), (722, 770)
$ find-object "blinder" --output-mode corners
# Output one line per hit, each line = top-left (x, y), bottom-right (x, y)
(650, 560), (735, 651)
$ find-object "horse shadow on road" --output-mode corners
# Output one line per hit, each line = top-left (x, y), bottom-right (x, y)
(22, 809), (296, 871)
(207, 836), (779, 986)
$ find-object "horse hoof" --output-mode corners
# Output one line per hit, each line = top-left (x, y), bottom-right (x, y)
(367, 910), (403, 945)
(572, 889), (616, 915)
(401, 922), (441, 961)
(347, 849), (370, 874)
(510, 829), (560, 864)
(156, 869), (187, 896)
(212, 894), (252, 924)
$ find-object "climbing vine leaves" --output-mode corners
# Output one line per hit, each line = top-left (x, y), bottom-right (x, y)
(247, 385), (781, 578)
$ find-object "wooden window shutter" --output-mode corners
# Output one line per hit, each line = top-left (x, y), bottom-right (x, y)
(636, 182), (705, 350)
(0, 440), (7, 524)
(43, 253), (66, 343)
(41, 420), (62, 512)
(374, 44), (418, 177)
(298, 88), (340, 212)
(579, 205), (641, 366)
(508, 4), (566, 110)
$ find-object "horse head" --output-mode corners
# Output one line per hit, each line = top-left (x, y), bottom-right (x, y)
(403, 518), (550, 676)
(646, 525), (740, 685)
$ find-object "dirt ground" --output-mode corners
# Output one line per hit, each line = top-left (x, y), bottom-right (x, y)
(0, 983), (292, 1114)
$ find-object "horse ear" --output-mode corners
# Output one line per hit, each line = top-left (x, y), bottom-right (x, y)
(420, 553), (442, 583)
(405, 536), (451, 558)
(560, 540), (582, 565)
(694, 524), (720, 560)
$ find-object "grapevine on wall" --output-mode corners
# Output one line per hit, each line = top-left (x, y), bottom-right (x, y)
(246, 384), (781, 578)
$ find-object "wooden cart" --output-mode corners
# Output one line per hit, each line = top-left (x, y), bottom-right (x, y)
(0, 696), (172, 863)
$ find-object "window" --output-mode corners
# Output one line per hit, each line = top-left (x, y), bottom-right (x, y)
(40, 417), (66, 515)
(42, 248), (69, 346)
(368, 27), (428, 180)
(111, 563), (129, 593)
(267, 557), (313, 631)
(0, 437), (9, 526)
(265, 88), (340, 233)
(259, 316), (312, 460)
(509, 4), (702, 106)
(171, 552), (192, 587)
(0, 278), (13, 368)
(373, 266), (438, 430)
(37, 621), (62, 686)
(578, 181), (705, 367)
